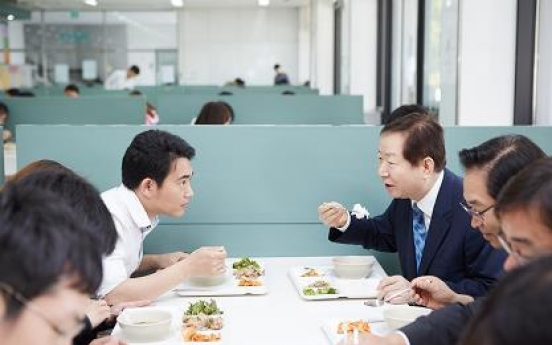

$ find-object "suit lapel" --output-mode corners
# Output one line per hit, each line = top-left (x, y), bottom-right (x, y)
(417, 170), (454, 275)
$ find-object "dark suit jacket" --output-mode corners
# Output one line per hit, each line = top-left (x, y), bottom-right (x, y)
(329, 169), (506, 296)
(401, 298), (485, 345)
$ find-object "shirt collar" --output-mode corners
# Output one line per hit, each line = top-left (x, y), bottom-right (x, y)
(412, 170), (445, 218)
(117, 184), (159, 231)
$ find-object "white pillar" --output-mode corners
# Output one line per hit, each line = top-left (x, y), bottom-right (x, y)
(535, 0), (552, 125)
(347, 0), (377, 120)
(310, 0), (335, 95)
(457, 0), (517, 125)
(298, 6), (311, 85)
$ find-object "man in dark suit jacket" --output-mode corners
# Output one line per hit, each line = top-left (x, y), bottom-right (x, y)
(319, 113), (504, 302)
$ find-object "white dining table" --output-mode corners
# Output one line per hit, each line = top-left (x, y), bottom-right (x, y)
(111, 256), (391, 345)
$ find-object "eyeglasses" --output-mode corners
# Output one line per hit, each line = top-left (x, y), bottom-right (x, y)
(0, 282), (86, 340)
(460, 201), (495, 219)
(496, 231), (527, 266)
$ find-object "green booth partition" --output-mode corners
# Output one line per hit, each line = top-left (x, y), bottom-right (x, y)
(157, 94), (363, 125)
(15, 125), (552, 274)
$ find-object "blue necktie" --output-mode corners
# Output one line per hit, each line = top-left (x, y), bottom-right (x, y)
(412, 203), (427, 273)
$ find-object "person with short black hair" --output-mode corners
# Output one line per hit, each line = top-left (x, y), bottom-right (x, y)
(319, 113), (504, 304)
(99, 130), (227, 304)
(105, 65), (140, 90)
(0, 183), (104, 345)
(64, 84), (80, 98)
(274, 64), (290, 85)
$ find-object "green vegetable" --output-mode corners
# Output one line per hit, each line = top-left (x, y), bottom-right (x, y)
(303, 288), (316, 296)
(232, 257), (260, 270)
(302, 287), (338, 296)
(184, 299), (223, 316)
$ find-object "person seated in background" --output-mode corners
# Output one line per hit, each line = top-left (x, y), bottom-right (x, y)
(64, 84), (80, 98)
(5, 88), (35, 97)
(105, 65), (140, 91)
(0, 183), (123, 345)
(459, 256), (552, 345)
(319, 113), (504, 303)
(381, 104), (430, 125)
(274, 64), (290, 85)
(195, 101), (234, 125)
(99, 129), (227, 305)
(0, 101), (13, 143)
(129, 91), (159, 125)
(225, 78), (246, 88)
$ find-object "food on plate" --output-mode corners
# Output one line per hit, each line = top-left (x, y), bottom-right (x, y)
(237, 277), (262, 286)
(182, 327), (221, 342)
(301, 267), (323, 277)
(182, 299), (224, 330)
(302, 280), (338, 295)
(232, 257), (264, 280)
(337, 320), (371, 334)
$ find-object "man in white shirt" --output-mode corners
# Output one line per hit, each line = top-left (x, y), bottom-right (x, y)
(318, 112), (503, 303)
(104, 65), (140, 90)
(99, 129), (227, 305)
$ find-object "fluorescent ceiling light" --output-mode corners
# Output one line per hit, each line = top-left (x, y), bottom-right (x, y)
(258, 0), (270, 6)
(171, 0), (184, 7)
(84, 0), (98, 6)
(7, 14), (15, 21)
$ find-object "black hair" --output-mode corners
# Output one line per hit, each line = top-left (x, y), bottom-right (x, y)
(122, 130), (196, 190)
(0, 184), (103, 318)
(274, 64), (281, 70)
(218, 91), (233, 96)
(195, 101), (233, 125)
(459, 135), (546, 199)
(13, 170), (117, 256)
(460, 256), (552, 345)
(0, 101), (9, 116)
(64, 84), (80, 94)
(282, 90), (295, 95)
(381, 112), (446, 172)
(129, 65), (140, 75)
(382, 104), (429, 125)
(495, 157), (552, 232)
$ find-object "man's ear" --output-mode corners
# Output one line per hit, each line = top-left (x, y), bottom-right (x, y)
(137, 178), (158, 198)
(0, 296), (6, 319)
(422, 156), (435, 177)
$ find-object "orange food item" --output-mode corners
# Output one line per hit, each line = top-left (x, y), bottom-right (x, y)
(182, 327), (221, 342)
(238, 277), (262, 286)
(337, 320), (371, 334)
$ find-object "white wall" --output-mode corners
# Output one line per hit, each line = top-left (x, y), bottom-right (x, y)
(535, 0), (552, 125)
(457, 0), (516, 125)
(178, 8), (299, 86)
(310, 0), (334, 95)
(348, 0), (377, 119)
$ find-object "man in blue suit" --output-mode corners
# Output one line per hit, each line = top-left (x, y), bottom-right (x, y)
(319, 113), (504, 302)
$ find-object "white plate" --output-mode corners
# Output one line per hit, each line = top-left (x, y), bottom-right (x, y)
(176, 259), (268, 296)
(289, 266), (383, 300)
(321, 318), (391, 345)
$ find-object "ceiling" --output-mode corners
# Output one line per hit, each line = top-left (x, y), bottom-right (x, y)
(16, 0), (310, 11)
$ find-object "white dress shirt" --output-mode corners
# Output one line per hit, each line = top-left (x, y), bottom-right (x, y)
(104, 70), (137, 90)
(98, 184), (158, 297)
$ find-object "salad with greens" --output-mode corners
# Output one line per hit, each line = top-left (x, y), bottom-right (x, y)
(232, 257), (264, 279)
(302, 280), (339, 296)
(182, 299), (224, 330)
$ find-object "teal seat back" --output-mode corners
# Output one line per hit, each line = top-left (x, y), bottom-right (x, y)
(157, 95), (363, 125)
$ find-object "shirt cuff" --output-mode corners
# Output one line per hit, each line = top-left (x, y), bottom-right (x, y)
(394, 331), (411, 345)
(336, 211), (351, 232)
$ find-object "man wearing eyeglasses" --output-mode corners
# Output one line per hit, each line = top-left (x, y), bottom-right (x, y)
(319, 112), (504, 303)
(341, 135), (546, 345)
(0, 184), (124, 345)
